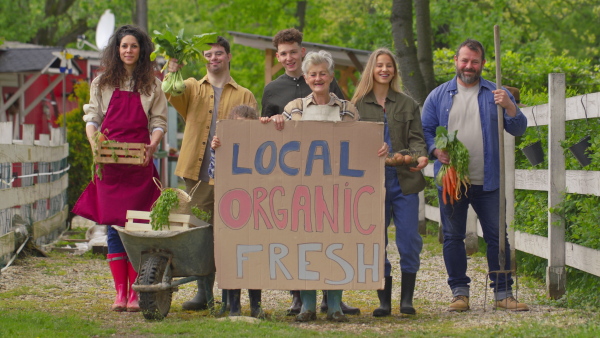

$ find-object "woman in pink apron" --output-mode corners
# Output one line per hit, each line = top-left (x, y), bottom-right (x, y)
(73, 25), (168, 312)
(261, 51), (388, 323)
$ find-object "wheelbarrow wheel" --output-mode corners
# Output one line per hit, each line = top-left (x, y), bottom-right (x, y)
(138, 255), (172, 320)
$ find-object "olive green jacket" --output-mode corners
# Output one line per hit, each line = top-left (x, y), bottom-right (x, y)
(355, 90), (427, 195)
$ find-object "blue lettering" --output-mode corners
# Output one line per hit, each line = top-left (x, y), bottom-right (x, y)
(340, 141), (364, 177)
(305, 140), (332, 176)
(280, 141), (300, 176)
(255, 141), (277, 175)
(232, 143), (252, 175)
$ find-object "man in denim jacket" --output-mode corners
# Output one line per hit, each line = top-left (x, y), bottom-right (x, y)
(421, 39), (529, 312)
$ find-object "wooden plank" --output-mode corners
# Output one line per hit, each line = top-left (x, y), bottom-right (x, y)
(514, 169), (548, 191)
(35, 134), (50, 146)
(0, 231), (15, 257)
(514, 231), (548, 259)
(424, 204), (440, 223)
(513, 231), (600, 277)
(425, 212), (600, 278)
(22, 124), (35, 145)
(521, 103), (550, 127)
(565, 241), (600, 277)
(32, 205), (68, 241)
(565, 170), (600, 196)
(50, 128), (63, 146)
(0, 122), (12, 144)
(514, 169), (600, 197)
(265, 49), (275, 85)
(0, 143), (68, 163)
(0, 173), (68, 209)
(565, 92), (600, 121)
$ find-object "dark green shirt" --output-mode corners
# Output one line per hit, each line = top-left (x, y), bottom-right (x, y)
(355, 90), (427, 195)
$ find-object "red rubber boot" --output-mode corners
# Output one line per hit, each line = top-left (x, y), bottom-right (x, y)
(126, 260), (140, 312)
(107, 252), (128, 312)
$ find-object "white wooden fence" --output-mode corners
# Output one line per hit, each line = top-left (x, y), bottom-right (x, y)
(420, 74), (600, 299)
(0, 122), (69, 266)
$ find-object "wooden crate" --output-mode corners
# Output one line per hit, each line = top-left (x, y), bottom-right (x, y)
(94, 142), (145, 164)
(125, 210), (204, 231)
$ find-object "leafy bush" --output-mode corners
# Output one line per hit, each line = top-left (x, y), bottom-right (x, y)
(432, 49), (600, 95)
(56, 81), (92, 226)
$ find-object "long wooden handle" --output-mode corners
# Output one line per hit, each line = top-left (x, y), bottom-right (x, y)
(494, 25), (507, 270)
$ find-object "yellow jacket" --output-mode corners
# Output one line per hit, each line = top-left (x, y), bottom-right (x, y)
(167, 74), (256, 180)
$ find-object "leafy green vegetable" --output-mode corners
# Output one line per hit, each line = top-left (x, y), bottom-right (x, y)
(191, 206), (212, 224)
(150, 25), (216, 96)
(149, 188), (180, 230)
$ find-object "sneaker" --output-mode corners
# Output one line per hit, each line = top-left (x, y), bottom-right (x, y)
(494, 296), (529, 311)
(448, 295), (470, 312)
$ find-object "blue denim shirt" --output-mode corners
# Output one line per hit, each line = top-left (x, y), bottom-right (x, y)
(421, 76), (527, 191)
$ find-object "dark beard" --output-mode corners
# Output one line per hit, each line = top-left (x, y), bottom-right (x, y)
(456, 67), (481, 85)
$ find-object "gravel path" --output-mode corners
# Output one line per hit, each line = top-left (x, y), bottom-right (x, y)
(0, 217), (593, 334)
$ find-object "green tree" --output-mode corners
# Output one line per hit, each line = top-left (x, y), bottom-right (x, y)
(0, 0), (132, 47)
(55, 81), (92, 226)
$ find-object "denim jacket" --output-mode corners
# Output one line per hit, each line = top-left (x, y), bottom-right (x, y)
(421, 76), (527, 191)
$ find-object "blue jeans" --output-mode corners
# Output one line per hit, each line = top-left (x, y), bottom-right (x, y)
(107, 225), (126, 254)
(384, 167), (422, 276)
(438, 185), (513, 299)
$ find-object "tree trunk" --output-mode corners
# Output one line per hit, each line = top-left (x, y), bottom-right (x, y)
(415, 0), (436, 94)
(391, 0), (428, 105)
(296, 1), (307, 32)
(135, 0), (148, 32)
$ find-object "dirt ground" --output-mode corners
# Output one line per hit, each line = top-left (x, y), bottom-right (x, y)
(0, 217), (594, 335)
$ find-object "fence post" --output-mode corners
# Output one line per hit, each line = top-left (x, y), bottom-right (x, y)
(505, 133), (516, 270)
(547, 73), (566, 299)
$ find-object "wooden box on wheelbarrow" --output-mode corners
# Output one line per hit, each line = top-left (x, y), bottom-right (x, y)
(124, 210), (203, 231)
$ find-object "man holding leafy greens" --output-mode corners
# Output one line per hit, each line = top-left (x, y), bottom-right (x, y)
(164, 35), (257, 313)
(421, 39), (529, 312)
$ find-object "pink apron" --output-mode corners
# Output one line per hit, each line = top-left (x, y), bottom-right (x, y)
(73, 88), (161, 226)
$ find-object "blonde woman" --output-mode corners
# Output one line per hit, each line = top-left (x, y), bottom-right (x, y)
(351, 48), (428, 316)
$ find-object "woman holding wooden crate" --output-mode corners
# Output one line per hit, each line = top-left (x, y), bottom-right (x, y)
(72, 25), (167, 312)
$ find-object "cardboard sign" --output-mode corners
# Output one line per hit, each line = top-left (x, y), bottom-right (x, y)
(214, 120), (385, 290)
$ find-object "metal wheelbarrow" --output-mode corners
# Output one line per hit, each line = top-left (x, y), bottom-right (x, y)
(114, 222), (215, 320)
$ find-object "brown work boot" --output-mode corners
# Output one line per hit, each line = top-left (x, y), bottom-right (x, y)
(494, 296), (529, 311)
(448, 295), (470, 312)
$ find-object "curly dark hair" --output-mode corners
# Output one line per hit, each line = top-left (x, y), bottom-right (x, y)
(97, 25), (157, 96)
(272, 28), (303, 49)
(229, 104), (257, 120)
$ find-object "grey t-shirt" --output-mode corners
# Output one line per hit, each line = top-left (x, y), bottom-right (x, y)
(448, 83), (484, 185)
(198, 85), (223, 182)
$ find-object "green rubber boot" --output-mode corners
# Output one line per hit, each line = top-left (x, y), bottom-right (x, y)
(326, 290), (348, 322)
(295, 290), (317, 322)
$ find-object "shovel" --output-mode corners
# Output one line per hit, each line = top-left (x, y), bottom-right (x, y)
(484, 25), (519, 311)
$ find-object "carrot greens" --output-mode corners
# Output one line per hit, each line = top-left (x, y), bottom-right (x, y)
(434, 126), (470, 205)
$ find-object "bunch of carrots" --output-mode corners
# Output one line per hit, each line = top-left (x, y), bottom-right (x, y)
(434, 126), (471, 205)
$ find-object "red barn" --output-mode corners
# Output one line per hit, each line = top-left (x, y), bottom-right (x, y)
(0, 41), (100, 140)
